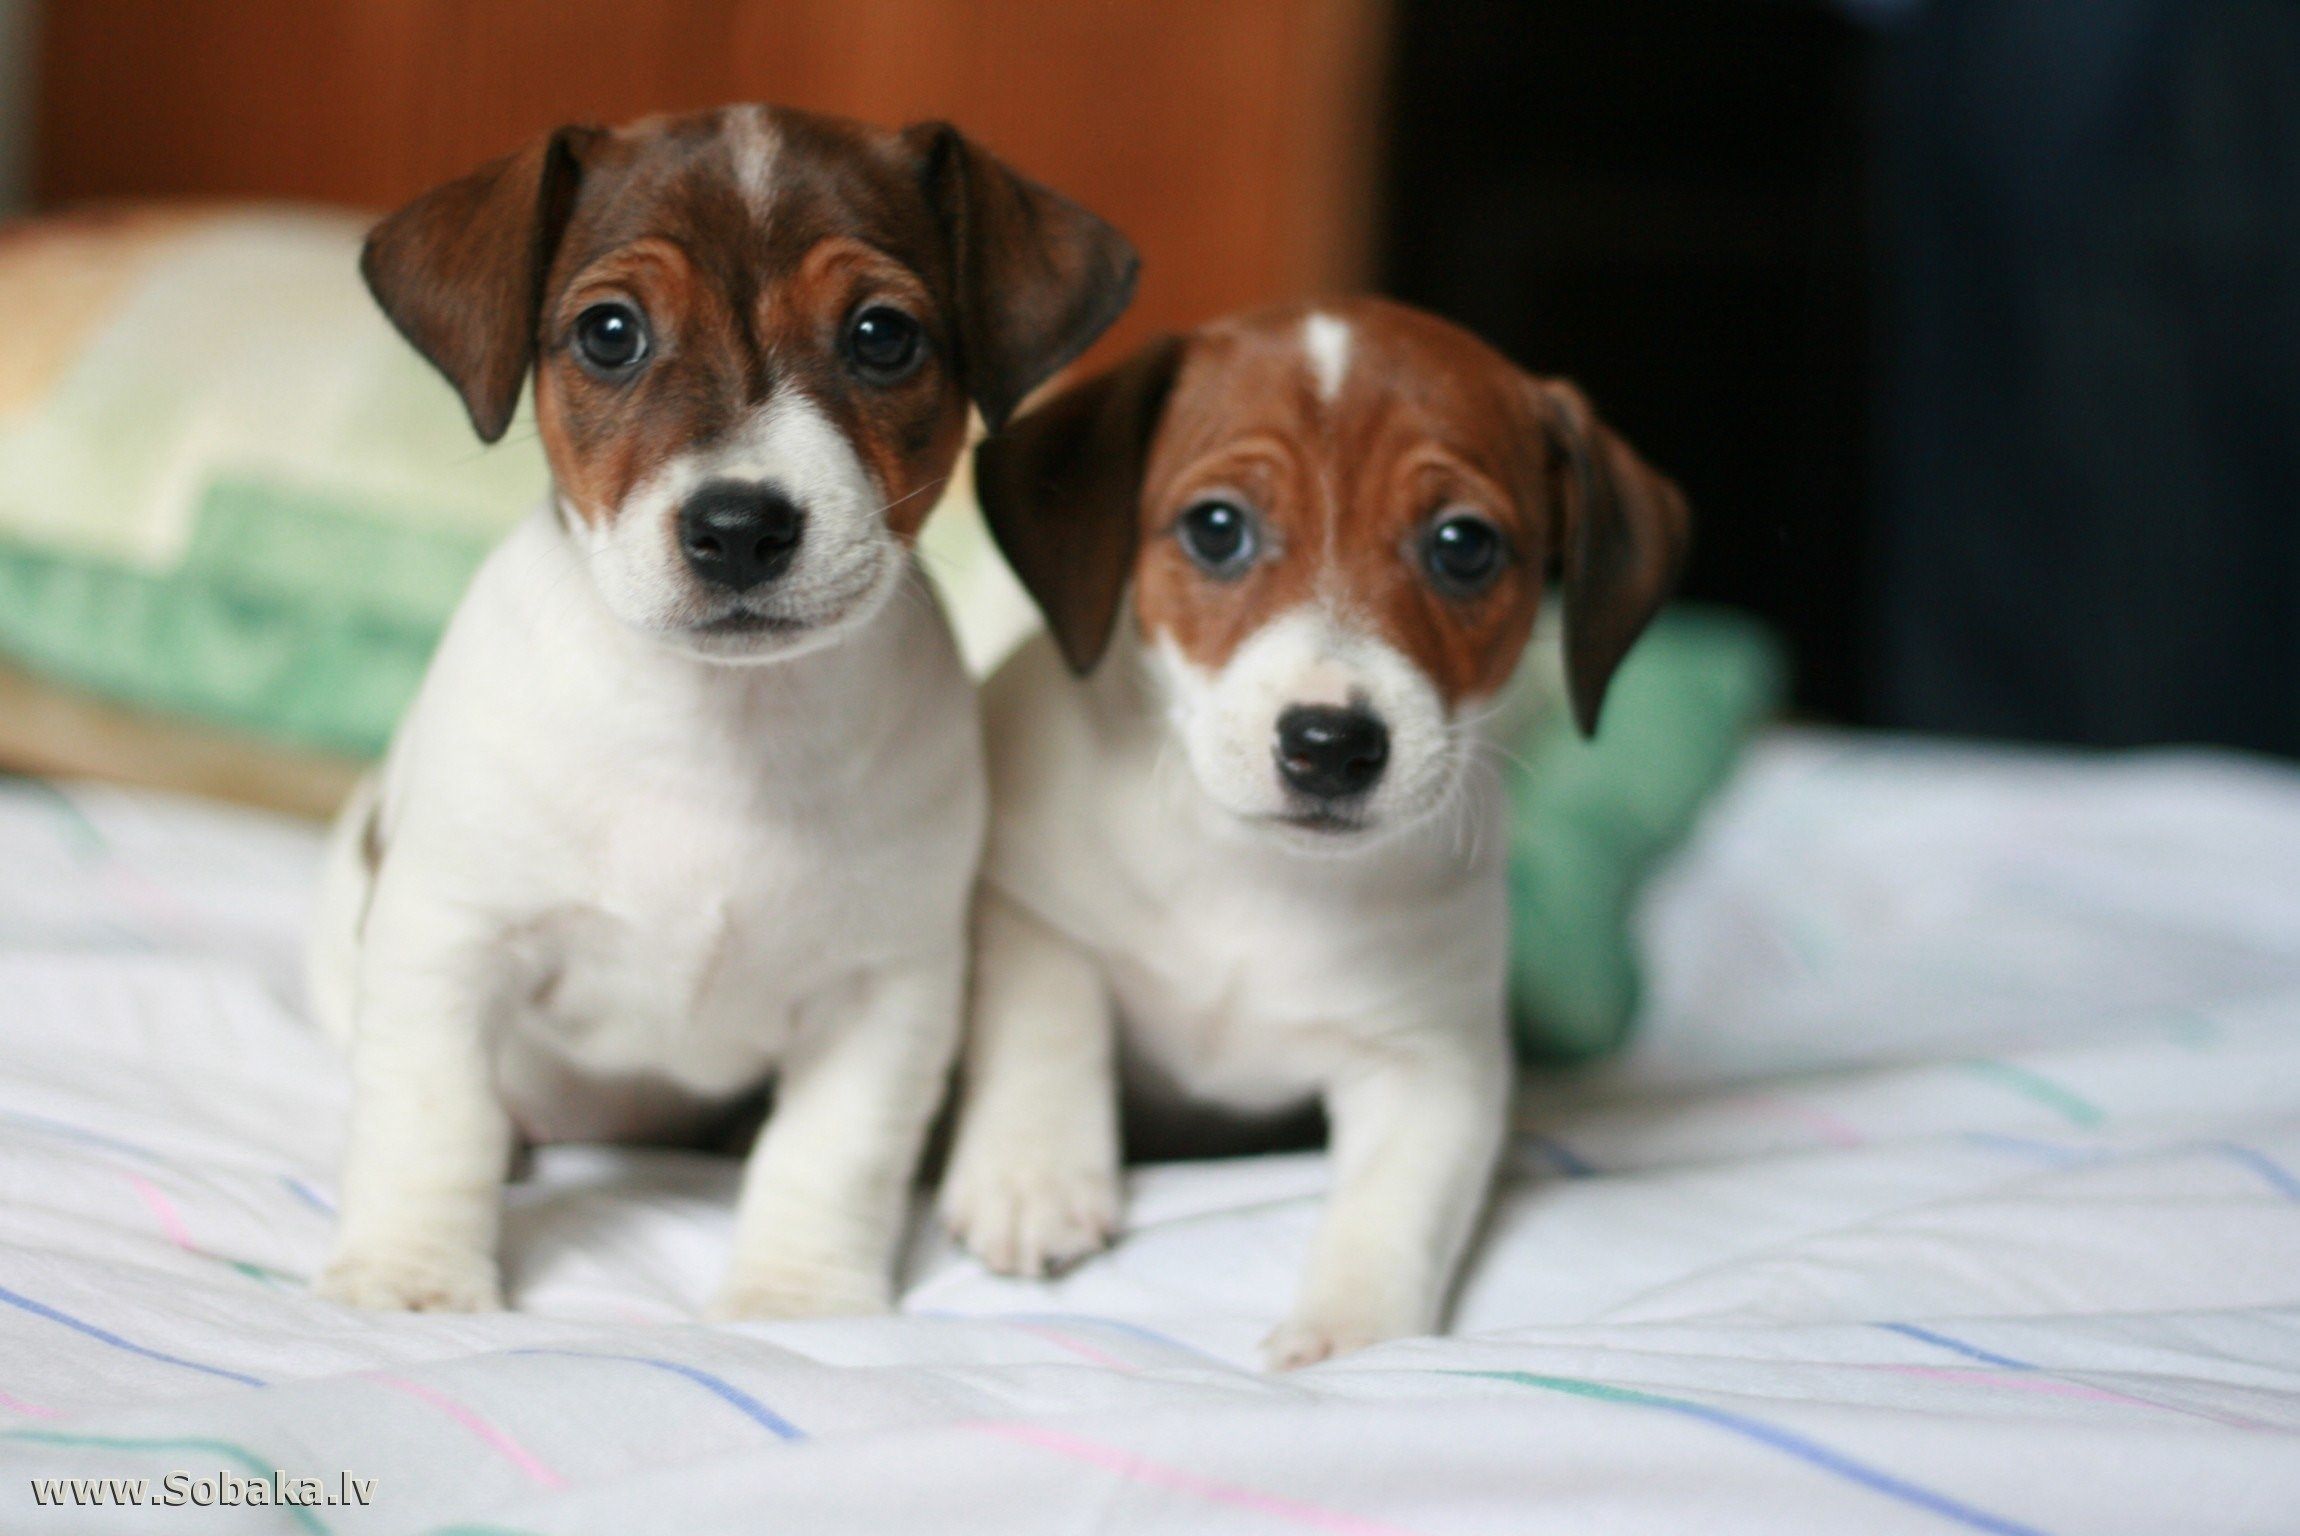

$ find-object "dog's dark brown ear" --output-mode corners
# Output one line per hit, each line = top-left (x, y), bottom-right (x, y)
(904, 122), (1140, 433)
(1538, 379), (1692, 736)
(976, 335), (1184, 674)
(361, 127), (595, 443)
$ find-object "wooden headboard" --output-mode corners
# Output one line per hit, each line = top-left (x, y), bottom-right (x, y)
(32, 0), (1392, 370)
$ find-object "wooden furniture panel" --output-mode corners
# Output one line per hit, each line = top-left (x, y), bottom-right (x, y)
(33, 0), (1391, 361)
(0, 659), (362, 819)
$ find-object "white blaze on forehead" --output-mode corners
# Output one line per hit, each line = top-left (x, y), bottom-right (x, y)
(727, 103), (780, 213)
(1302, 312), (1353, 402)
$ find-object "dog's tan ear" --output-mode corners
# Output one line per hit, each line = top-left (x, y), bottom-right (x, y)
(1538, 379), (1692, 736)
(361, 127), (596, 443)
(904, 122), (1140, 433)
(976, 335), (1184, 674)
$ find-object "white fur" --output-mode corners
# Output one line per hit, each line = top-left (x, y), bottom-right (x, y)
(568, 390), (902, 662)
(1302, 312), (1352, 402)
(1147, 605), (1457, 837)
(309, 479), (984, 1316)
(942, 606), (1526, 1367)
(727, 103), (781, 214)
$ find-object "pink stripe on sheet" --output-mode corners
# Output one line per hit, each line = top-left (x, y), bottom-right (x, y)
(1009, 1322), (1142, 1373)
(1740, 1092), (1866, 1149)
(123, 1171), (199, 1252)
(972, 1421), (1424, 1536)
(1879, 1363), (2144, 1405)
(120, 1169), (280, 1285)
(0, 1387), (58, 1419)
(1871, 1363), (2283, 1434)
(363, 1373), (566, 1489)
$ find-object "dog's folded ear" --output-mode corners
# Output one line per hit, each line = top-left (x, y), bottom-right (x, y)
(362, 126), (598, 444)
(1537, 379), (1693, 736)
(904, 122), (1140, 434)
(975, 334), (1185, 675)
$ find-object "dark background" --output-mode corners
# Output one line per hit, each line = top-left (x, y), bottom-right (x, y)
(1385, 0), (2300, 759)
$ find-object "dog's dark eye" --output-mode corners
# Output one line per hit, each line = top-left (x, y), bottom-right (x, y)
(1178, 499), (1258, 576)
(573, 303), (648, 373)
(845, 306), (925, 383)
(1424, 513), (1504, 595)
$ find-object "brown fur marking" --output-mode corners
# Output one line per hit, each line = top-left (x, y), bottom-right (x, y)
(1134, 299), (1559, 708)
(368, 103), (1134, 556)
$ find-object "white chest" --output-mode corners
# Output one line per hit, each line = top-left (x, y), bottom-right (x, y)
(1081, 816), (1505, 1114)
(394, 538), (985, 1112)
(512, 796), (855, 1087)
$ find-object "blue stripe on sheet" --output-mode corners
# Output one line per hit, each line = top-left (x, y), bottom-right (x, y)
(280, 1175), (336, 1214)
(1875, 1322), (2036, 1372)
(1522, 1134), (1597, 1177)
(512, 1348), (803, 1439)
(0, 1108), (174, 1163)
(2200, 1142), (2300, 1203)
(0, 1284), (265, 1388)
(1005, 1312), (1232, 1366)
(1968, 1130), (2300, 1203)
(1456, 1369), (2054, 1536)
(1961, 1131), (2099, 1165)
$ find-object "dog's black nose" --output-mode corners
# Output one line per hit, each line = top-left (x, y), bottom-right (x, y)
(679, 481), (804, 591)
(1275, 705), (1390, 800)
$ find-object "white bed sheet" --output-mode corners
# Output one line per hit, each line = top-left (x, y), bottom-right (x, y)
(0, 730), (2295, 1535)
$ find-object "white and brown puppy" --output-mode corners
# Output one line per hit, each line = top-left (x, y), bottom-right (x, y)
(307, 105), (1135, 1316)
(941, 298), (1687, 1365)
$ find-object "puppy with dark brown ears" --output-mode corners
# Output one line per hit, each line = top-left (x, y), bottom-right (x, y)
(941, 298), (1687, 1365)
(307, 105), (1135, 1317)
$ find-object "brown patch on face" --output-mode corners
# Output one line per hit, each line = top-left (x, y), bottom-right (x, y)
(530, 109), (971, 540)
(536, 235), (725, 525)
(1133, 298), (1553, 710)
(749, 236), (965, 542)
(369, 104), (1136, 647)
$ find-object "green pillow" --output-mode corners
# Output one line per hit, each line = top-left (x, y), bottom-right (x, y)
(0, 206), (542, 758)
(1507, 606), (1787, 1060)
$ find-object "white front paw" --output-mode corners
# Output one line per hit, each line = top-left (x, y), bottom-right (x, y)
(1263, 1298), (1420, 1370)
(940, 1140), (1119, 1279)
(316, 1243), (501, 1313)
(709, 1257), (890, 1322)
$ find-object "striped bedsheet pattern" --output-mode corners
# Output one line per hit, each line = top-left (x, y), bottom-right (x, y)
(0, 729), (2295, 1534)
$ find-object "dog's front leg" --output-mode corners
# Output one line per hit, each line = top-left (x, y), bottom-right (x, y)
(1265, 1031), (1510, 1369)
(712, 952), (965, 1320)
(317, 902), (513, 1312)
(940, 890), (1121, 1276)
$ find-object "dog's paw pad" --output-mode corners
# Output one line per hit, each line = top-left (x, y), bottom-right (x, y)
(940, 1154), (1119, 1279)
(709, 1262), (889, 1323)
(316, 1247), (501, 1313)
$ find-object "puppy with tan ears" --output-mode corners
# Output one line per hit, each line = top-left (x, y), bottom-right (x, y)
(941, 298), (1687, 1365)
(307, 106), (1135, 1316)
